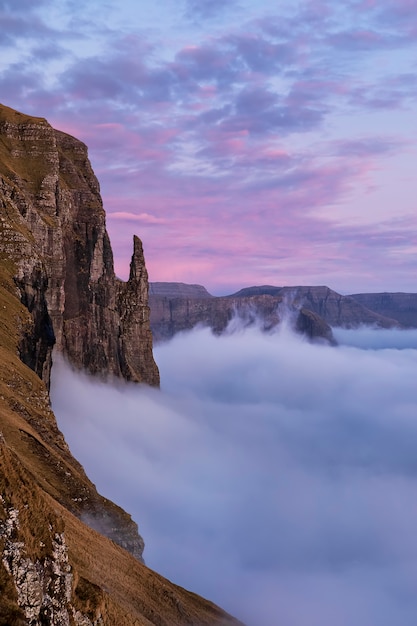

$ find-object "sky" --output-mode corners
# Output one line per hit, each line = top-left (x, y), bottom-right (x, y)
(1, 0), (416, 294)
(51, 322), (417, 626)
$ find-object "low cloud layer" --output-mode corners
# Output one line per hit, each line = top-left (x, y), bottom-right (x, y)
(51, 325), (417, 626)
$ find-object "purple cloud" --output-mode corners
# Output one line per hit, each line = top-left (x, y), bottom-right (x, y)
(332, 137), (406, 157)
(60, 42), (175, 105)
(372, 0), (417, 35)
(0, 0), (416, 293)
(184, 0), (239, 20)
(229, 33), (296, 72)
(349, 73), (417, 110)
(1, 0), (49, 11)
(172, 43), (242, 87)
(0, 12), (54, 41)
(327, 29), (404, 52)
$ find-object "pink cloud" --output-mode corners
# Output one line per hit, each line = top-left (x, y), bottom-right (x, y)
(107, 211), (167, 224)
(2, 0), (416, 295)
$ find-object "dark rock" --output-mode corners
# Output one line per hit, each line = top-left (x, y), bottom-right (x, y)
(349, 292), (417, 328)
(296, 307), (336, 344)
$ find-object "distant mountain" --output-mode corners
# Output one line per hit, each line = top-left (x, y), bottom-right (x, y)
(228, 285), (283, 297)
(149, 281), (213, 298)
(149, 283), (336, 344)
(149, 282), (401, 343)
(349, 293), (417, 328)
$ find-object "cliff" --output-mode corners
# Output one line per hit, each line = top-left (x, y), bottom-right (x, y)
(275, 286), (401, 328)
(149, 283), (401, 343)
(0, 104), (241, 626)
(0, 103), (159, 389)
(349, 292), (417, 328)
(149, 291), (336, 344)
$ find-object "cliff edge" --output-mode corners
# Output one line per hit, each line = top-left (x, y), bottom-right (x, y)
(0, 103), (159, 389)
(0, 103), (242, 625)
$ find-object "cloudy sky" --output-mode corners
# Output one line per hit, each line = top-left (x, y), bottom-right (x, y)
(51, 324), (417, 626)
(1, 0), (416, 293)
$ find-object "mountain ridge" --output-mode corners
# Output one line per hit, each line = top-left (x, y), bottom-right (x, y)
(149, 282), (406, 343)
(349, 292), (417, 328)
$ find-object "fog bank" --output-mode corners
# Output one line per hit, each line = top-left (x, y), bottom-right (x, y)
(51, 325), (417, 626)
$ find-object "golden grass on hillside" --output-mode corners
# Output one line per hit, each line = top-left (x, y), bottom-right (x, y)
(0, 103), (57, 197)
(0, 103), (47, 126)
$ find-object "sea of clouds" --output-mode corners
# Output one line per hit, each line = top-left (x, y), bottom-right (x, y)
(51, 323), (417, 626)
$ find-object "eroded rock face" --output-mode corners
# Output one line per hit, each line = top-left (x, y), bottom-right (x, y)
(349, 292), (417, 328)
(0, 103), (159, 389)
(149, 282), (401, 343)
(0, 103), (155, 563)
(229, 285), (401, 328)
(149, 289), (336, 344)
(1, 503), (76, 626)
(0, 443), (106, 626)
(279, 286), (400, 328)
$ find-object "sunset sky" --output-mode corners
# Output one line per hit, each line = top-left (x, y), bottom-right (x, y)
(1, 0), (416, 294)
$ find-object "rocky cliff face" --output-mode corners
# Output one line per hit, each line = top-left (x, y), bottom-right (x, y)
(350, 292), (417, 328)
(149, 282), (401, 343)
(276, 286), (401, 328)
(149, 285), (336, 344)
(0, 103), (159, 389)
(0, 104), (241, 625)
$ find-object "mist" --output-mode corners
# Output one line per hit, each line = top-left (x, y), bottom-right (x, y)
(50, 323), (417, 626)
(333, 326), (417, 350)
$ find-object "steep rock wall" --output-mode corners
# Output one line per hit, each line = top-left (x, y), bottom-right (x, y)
(350, 292), (417, 328)
(0, 103), (159, 389)
(0, 103), (157, 563)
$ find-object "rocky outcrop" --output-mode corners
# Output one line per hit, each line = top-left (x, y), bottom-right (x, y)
(117, 237), (160, 385)
(0, 103), (159, 389)
(0, 487), (80, 626)
(350, 292), (417, 328)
